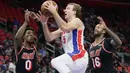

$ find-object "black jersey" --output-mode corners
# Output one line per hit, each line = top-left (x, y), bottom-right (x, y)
(16, 44), (37, 73)
(88, 38), (116, 73)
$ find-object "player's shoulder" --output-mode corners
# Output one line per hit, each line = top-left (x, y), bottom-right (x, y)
(73, 18), (84, 26)
(104, 38), (112, 43)
(73, 18), (82, 22)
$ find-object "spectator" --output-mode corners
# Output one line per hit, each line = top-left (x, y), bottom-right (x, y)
(13, 18), (20, 28)
(119, 67), (128, 73)
(8, 62), (16, 73)
(0, 66), (4, 73)
(4, 69), (13, 73)
(6, 18), (13, 33)
(1, 61), (7, 71)
(13, 18), (20, 33)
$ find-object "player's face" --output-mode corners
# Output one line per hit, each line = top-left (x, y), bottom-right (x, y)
(24, 30), (35, 43)
(94, 24), (105, 36)
(64, 5), (76, 20)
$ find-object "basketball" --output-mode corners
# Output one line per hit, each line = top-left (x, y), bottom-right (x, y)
(41, 0), (58, 17)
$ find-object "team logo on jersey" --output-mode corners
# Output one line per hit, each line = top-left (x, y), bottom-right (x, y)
(90, 47), (101, 58)
(22, 50), (35, 59)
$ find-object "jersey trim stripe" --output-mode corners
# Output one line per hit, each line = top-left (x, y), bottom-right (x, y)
(72, 29), (80, 54)
(17, 46), (24, 55)
(68, 29), (85, 61)
(17, 45), (37, 55)
(102, 41), (112, 53)
(78, 30), (83, 51)
(71, 50), (86, 61)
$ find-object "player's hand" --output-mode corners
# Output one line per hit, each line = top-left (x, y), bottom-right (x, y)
(24, 9), (31, 22)
(34, 11), (49, 25)
(30, 11), (37, 20)
(97, 16), (107, 30)
(44, 1), (58, 14)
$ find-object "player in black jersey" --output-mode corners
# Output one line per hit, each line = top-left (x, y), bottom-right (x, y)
(88, 16), (122, 73)
(14, 10), (38, 73)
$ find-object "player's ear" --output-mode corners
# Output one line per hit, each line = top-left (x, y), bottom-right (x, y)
(74, 11), (76, 15)
(102, 29), (106, 34)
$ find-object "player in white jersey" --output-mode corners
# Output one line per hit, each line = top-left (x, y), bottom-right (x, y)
(34, 2), (88, 73)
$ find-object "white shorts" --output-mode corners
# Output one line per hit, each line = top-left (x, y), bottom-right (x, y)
(51, 52), (89, 73)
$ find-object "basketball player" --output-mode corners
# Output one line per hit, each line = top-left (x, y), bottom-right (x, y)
(88, 16), (122, 73)
(14, 10), (37, 73)
(35, 2), (88, 73)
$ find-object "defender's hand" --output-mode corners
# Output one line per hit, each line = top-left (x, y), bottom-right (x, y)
(34, 11), (49, 25)
(43, 1), (58, 15)
(97, 16), (107, 30)
(24, 9), (31, 22)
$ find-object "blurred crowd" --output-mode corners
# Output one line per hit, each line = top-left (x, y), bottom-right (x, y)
(0, 6), (130, 73)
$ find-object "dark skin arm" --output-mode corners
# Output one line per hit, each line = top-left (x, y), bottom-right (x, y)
(98, 16), (122, 48)
(14, 10), (31, 49)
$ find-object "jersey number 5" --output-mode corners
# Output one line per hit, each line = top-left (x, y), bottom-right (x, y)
(92, 57), (101, 68)
(63, 36), (66, 43)
(25, 60), (32, 71)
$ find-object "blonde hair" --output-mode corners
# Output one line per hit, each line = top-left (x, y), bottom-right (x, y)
(68, 3), (82, 18)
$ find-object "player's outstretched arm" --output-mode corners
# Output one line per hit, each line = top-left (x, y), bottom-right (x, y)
(34, 11), (61, 42)
(14, 9), (30, 48)
(98, 16), (122, 48)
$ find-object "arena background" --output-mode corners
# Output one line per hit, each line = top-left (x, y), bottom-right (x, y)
(0, 0), (130, 73)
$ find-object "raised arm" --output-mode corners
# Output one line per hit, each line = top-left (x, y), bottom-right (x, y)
(44, 2), (80, 32)
(98, 16), (122, 48)
(33, 11), (61, 42)
(14, 10), (30, 48)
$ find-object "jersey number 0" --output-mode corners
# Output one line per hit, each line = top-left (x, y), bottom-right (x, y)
(25, 60), (32, 71)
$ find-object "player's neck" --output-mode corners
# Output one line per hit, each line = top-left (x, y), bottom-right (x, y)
(23, 41), (32, 48)
(67, 16), (76, 22)
(94, 35), (104, 45)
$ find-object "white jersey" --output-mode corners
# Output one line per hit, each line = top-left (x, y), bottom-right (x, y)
(61, 26), (86, 61)
(51, 26), (89, 73)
